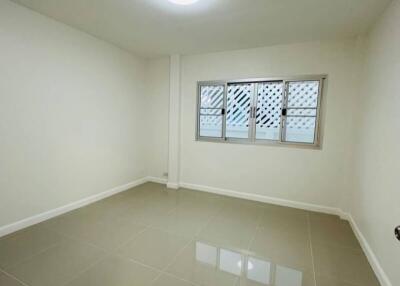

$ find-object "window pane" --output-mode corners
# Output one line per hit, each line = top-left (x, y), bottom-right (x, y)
(226, 83), (253, 139)
(285, 116), (316, 143)
(255, 82), (283, 140)
(200, 115), (222, 137)
(287, 81), (319, 108)
(284, 81), (320, 144)
(199, 85), (224, 138)
(200, 85), (224, 108)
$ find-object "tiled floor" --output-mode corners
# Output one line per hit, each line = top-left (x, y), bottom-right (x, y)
(0, 183), (380, 286)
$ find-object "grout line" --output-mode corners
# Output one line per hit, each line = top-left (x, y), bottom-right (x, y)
(2, 241), (60, 271)
(0, 268), (31, 286)
(151, 196), (223, 284)
(1, 187), (269, 286)
(246, 208), (264, 251)
(148, 195), (227, 285)
(154, 272), (200, 286)
(60, 254), (109, 286)
(306, 213), (317, 286)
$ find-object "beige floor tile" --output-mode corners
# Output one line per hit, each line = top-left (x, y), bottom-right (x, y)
(315, 275), (360, 286)
(197, 217), (257, 251)
(0, 271), (26, 286)
(151, 274), (196, 286)
(257, 208), (309, 240)
(310, 216), (360, 249)
(171, 188), (223, 206)
(174, 201), (225, 222)
(0, 182), (380, 286)
(216, 199), (264, 227)
(249, 227), (313, 272)
(117, 228), (191, 270)
(48, 213), (147, 250)
(0, 225), (64, 269)
(312, 243), (379, 286)
(236, 268), (315, 286)
(65, 255), (159, 286)
(7, 239), (106, 286)
(166, 241), (238, 286)
(150, 206), (213, 237)
(121, 202), (176, 225)
(124, 183), (169, 200)
(40, 201), (130, 231)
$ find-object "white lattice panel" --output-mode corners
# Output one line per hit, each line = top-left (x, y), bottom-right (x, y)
(285, 81), (320, 143)
(199, 85), (224, 137)
(287, 81), (319, 108)
(256, 82), (283, 129)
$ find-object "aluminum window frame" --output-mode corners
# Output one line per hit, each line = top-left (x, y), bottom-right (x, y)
(195, 75), (327, 149)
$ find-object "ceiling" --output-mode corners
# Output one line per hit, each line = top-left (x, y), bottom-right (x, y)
(12, 0), (391, 58)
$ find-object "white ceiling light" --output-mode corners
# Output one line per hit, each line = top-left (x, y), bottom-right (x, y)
(168, 0), (199, 5)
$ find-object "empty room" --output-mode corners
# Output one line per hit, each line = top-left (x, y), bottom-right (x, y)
(0, 0), (399, 285)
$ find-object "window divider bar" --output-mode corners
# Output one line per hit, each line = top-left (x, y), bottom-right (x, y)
(279, 81), (289, 143)
(222, 82), (228, 140)
(249, 83), (258, 142)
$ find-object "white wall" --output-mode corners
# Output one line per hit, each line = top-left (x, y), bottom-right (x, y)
(145, 57), (170, 179)
(0, 0), (148, 227)
(179, 40), (361, 208)
(351, 0), (400, 284)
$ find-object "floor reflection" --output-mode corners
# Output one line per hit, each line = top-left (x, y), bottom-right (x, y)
(195, 241), (303, 286)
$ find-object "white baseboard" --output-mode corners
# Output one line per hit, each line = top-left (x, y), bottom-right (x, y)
(146, 176), (168, 184)
(0, 177), (147, 238)
(179, 182), (343, 217)
(166, 182), (179, 189)
(343, 212), (392, 286)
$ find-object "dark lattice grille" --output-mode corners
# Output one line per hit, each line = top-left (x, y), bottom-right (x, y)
(226, 83), (252, 127)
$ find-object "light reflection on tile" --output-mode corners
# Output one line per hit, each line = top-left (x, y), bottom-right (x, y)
(194, 240), (305, 286)
(219, 248), (243, 276)
(247, 257), (271, 285)
(275, 265), (303, 286)
(196, 241), (217, 266)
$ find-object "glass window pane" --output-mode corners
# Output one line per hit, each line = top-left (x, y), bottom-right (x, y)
(199, 115), (222, 138)
(284, 80), (320, 144)
(199, 85), (224, 138)
(226, 83), (253, 139)
(287, 108), (317, 116)
(255, 82), (283, 140)
(200, 85), (224, 108)
(287, 81), (319, 108)
(285, 116), (316, 144)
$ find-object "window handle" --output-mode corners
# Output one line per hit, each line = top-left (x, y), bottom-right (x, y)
(221, 108), (225, 115)
(282, 108), (287, 116)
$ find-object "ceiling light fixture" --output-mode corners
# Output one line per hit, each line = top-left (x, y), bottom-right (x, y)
(168, 0), (199, 5)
